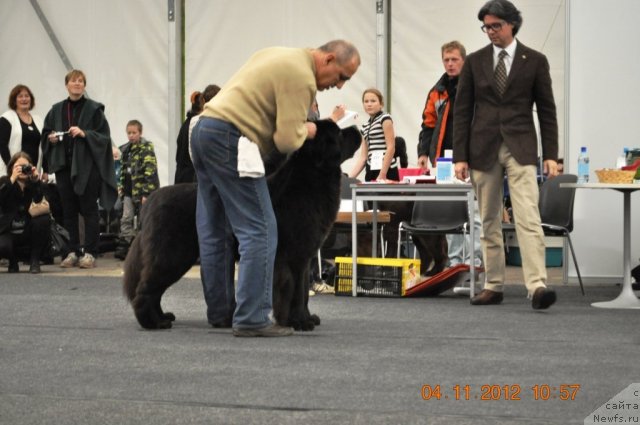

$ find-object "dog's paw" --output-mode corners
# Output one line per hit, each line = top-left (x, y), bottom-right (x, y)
(137, 318), (173, 330)
(162, 312), (176, 322)
(310, 314), (321, 326)
(284, 315), (314, 331)
(289, 317), (315, 331)
(157, 320), (173, 330)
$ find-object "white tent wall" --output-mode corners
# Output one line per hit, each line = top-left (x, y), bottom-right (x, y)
(1, 0), (637, 283)
(390, 0), (566, 167)
(185, 0), (377, 174)
(567, 0), (640, 283)
(0, 0), (170, 186)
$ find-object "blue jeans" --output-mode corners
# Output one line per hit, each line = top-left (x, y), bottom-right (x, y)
(447, 200), (483, 268)
(190, 117), (278, 329)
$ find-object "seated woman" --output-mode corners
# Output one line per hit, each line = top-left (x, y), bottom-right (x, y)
(0, 152), (51, 273)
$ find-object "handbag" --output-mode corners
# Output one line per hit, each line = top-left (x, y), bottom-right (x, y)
(49, 218), (70, 258)
(29, 197), (51, 217)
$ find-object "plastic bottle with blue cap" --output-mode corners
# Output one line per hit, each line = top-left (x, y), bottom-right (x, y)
(436, 149), (454, 184)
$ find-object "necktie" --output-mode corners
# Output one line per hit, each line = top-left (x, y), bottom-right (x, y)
(495, 50), (508, 96)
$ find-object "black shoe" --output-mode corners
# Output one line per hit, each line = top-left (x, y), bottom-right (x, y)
(210, 320), (232, 329)
(114, 246), (128, 260)
(8, 260), (19, 273)
(209, 315), (233, 329)
(29, 260), (41, 274)
(114, 238), (130, 260)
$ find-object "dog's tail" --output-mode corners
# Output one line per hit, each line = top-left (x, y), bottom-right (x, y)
(123, 235), (143, 301)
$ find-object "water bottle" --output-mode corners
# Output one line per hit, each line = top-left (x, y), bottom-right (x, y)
(577, 146), (589, 183)
(436, 157), (453, 183)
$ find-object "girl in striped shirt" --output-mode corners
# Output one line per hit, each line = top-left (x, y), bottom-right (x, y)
(349, 88), (397, 182)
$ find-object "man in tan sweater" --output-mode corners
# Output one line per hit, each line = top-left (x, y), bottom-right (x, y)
(191, 40), (360, 337)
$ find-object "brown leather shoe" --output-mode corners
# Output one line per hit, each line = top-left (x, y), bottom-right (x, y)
(470, 289), (503, 305)
(532, 287), (556, 310)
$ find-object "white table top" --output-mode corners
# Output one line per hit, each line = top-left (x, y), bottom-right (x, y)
(560, 182), (640, 190)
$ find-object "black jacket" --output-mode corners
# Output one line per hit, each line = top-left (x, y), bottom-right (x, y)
(41, 97), (117, 210)
(0, 176), (45, 235)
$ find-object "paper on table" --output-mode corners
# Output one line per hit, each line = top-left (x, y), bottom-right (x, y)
(339, 199), (364, 212)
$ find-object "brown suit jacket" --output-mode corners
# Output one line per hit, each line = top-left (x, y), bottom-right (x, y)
(452, 41), (558, 171)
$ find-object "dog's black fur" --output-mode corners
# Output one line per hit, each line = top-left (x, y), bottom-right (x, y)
(123, 121), (361, 330)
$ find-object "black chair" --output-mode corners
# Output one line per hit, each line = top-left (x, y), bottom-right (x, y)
(340, 175), (360, 201)
(503, 173), (585, 295)
(396, 193), (469, 260)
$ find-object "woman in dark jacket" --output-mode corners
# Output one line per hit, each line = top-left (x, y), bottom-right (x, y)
(0, 152), (50, 273)
(41, 69), (117, 269)
(174, 84), (220, 184)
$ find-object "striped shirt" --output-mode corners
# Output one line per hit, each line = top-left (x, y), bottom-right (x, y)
(362, 111), (396, 170)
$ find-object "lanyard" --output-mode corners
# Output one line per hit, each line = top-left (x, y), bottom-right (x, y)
(66, 102), (73, 130)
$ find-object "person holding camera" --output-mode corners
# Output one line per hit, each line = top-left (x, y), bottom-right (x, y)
(0, 152), (51, 273)
(41, 69), (117, 269)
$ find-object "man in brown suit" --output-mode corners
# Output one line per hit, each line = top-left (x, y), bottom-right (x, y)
(453, 0), (559, 309)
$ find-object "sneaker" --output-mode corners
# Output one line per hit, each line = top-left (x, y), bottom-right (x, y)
(312, 282), (335, 294)
(78, 253), (96, 269)
(232, 324), (294, 337)
(60, 253), (79, 268)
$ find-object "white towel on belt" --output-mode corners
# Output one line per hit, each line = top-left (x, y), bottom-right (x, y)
(237, 136), (265, 178)
(187, 115), (201, 161)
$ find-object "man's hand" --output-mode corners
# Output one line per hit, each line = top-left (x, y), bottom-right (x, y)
(543, 159), (558, 178)
(454, 161), (470, 181)
(417, 155), (430, 171)
(330, 104), (346, 122)
(305, 122), (317, 139)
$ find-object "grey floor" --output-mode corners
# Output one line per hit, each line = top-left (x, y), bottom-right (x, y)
(1, 257), (638, 425)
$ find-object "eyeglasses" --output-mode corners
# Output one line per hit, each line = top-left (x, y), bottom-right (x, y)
(481, 21), (506, 33)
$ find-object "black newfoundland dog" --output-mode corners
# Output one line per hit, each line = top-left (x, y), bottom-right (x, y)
(123, 120), (361, 330)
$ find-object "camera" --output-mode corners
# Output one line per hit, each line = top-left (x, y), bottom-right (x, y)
(54, 131), (68, 142)
(21, 164), (33, 175)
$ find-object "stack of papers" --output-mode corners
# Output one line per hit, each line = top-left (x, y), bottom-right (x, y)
(337, 110), (359, 129)
(403, 175), (436, 184)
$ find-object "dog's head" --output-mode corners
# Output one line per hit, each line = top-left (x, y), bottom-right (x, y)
(338, 125), (362, 164)
(299, 119), (341, 166)
(296, 120), (362, 166)
(265, 120), (362, 175)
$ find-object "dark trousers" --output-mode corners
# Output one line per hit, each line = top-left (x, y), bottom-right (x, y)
(0, 214), (51, 263)
(55, 167), (101, 256)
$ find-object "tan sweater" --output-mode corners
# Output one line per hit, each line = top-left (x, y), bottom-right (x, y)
(201, 47), (316, 154)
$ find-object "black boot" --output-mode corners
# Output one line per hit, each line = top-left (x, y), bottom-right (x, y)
(29, 259), (41, 274)
(8, 258), (19, 273)
(114, 237), (131, 260)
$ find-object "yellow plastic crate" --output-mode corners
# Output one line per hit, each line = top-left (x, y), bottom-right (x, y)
(334, 257), (421, 297)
